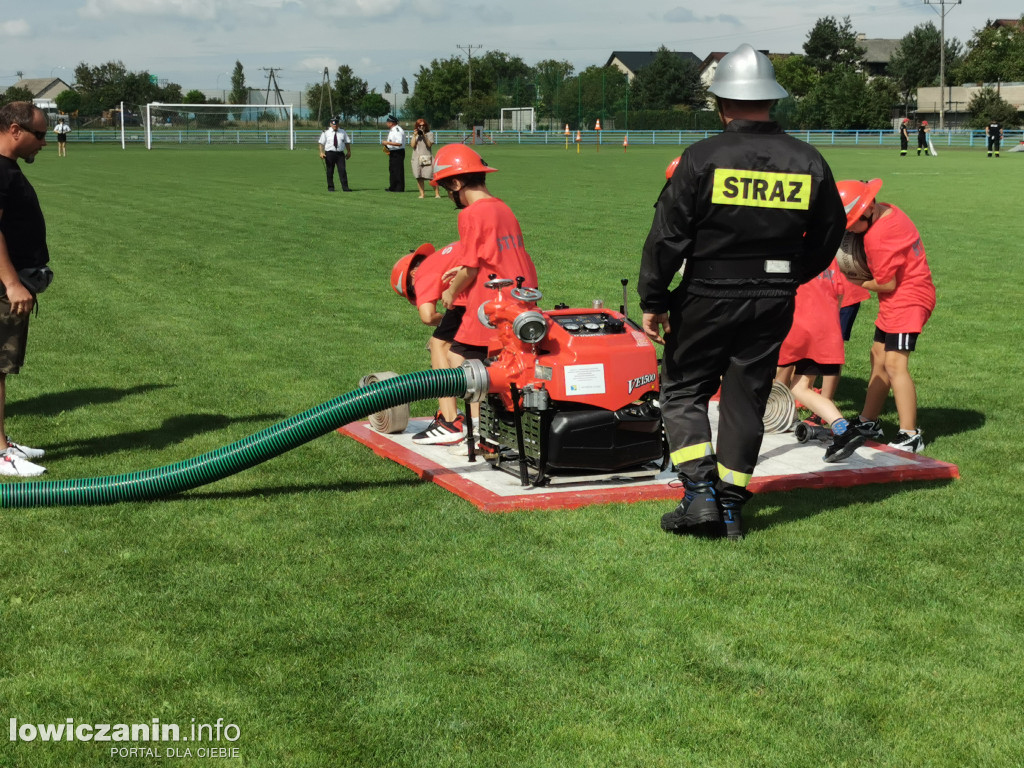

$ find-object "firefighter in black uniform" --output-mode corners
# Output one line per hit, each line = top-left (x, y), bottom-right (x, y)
(987, 121), (1003, 158)
(917, 121), (929, 156)
(638, 44), (846, 540)
(899, 118), (909, 157)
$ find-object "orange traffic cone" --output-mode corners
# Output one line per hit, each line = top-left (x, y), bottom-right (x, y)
(623, 134), (628, 152)
(594, 119), (601, 131)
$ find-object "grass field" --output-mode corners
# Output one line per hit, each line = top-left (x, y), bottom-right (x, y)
(2, 141), (1023, 767)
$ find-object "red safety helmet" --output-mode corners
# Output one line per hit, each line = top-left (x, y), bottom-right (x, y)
(836, 179), (883, 229)
(921, 120), (928, 126)
(391, 243), (435, 303)
(432, 144), (498, 183)
(902, 117), (909, 124)
(665, 155), (681, 180)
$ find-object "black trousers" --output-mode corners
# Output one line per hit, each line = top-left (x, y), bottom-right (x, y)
(388, 149), (406, 191)
(324, 152), (349, 190)
(660, 291), (794, 505)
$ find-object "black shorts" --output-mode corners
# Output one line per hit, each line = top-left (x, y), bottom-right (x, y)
(450, 340), (488, 361)
(874, 325), (918, 352)
(432, 306), (464, 343)
(789, 358), (841, 377)
(0, 297), (30, 374)
(839, 303), (861, 341)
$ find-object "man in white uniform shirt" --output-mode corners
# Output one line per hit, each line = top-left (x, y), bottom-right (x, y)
(318, 117), (352, 192)
(382, 115), (406, 192)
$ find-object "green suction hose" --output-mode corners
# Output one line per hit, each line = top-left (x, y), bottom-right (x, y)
(1, 367), (474, 508)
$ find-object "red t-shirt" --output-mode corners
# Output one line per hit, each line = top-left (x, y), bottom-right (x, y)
(779, 260), (845, 366)
(412, 241), (465, 307)
(453, 197), (538, 347)
(864, 204), (936, 334)
(835, 269), (871, 308)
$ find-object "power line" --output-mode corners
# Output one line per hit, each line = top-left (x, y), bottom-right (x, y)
(923, 0), (962, 131)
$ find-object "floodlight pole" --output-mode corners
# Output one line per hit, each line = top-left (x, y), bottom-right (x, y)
(923, 0), (961, 131)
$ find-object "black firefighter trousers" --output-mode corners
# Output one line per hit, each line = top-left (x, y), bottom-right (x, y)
(660, 291), (795, 506)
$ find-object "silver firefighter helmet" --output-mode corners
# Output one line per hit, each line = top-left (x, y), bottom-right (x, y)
(708, 43), (788, 101)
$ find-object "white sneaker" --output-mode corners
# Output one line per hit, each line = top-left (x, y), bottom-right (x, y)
(0, 451), (46, 477)
(888, 430), (925, 454)
(6, 440), (44, 460)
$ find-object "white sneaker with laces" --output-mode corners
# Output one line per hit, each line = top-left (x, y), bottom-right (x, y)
(6, 440), (44, 460)
(0, 450), (46, 477)
(888, 430), (925, 454)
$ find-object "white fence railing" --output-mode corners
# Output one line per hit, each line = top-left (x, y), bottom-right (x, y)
(62, 128), (1019, 150)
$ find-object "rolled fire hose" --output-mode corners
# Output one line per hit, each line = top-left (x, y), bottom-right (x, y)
(0, 365), (487, 509)
(761, 381), (797, 434)
(357, 372), (411, 434)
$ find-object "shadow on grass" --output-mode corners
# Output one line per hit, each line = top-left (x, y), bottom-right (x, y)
(12, 384), (173, 416)
(179, 476), (425, 501)
(50, 413), (286, 458)
(826, 375), (986, 440)
(749, 477), (957, 534)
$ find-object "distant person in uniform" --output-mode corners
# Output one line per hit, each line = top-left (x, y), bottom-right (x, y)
(987, 121), (1003, 158)
(382, 115), (406, 192)
(899, 118), (909, 157)
(53, 117), (71, 158)
(917, 121), (930, 156)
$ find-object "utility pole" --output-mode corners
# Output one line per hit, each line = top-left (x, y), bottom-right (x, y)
(923, 0), (962, 131)
(261, 67), (285, 106)
(457, 44), (483, 97)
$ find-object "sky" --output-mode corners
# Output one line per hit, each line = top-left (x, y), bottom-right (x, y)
(2, 0), (1021, 97)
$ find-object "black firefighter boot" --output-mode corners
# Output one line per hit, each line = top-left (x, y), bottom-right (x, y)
(661, 479), (722, 535)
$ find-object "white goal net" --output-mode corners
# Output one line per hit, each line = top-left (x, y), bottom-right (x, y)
(144, 103), (295, 149)
(500, 107), (535, 132)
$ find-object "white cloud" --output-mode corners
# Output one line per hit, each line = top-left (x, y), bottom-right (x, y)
(0, 19), (31, 36)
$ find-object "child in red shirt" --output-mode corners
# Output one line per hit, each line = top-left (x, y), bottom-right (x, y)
(778, 260), (867, 462)
(431, 145), (538, 357)
(838, 178), (936, 453)
(390, 241), (470, 445)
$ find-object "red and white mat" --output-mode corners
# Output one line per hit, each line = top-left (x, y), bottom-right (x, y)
(340, 406), (959, 513)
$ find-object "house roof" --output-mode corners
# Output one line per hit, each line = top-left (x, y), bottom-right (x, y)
(10, 78), (73, 99)
(604, 51), (702, 79)
(857, 36), (899, 65)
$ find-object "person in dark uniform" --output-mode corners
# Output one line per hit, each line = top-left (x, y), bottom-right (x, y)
(987, 121), (1003, 158)
(917, 121), (929, 156)
(382, 115), (406, 192)
(899, 118), (909, 157)
(638, 44), (846, 540)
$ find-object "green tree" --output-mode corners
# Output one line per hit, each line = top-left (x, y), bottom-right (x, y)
(476, 51), (534, 109)
(361, 91), (391, 125)
(73, 61), (179, 116)
(629, 47), (705, 110)
(771, 54), (818, 98)
(228, 61), (248, 105)
(401, 78), (409, 94)
(803, 16), (865, 74)
(1, 86), (35, 106)
(406, 56), (469, 127)
(55, 89), (82, 115)
(306, 83), (334, 125)
(966, 86), (1019, 128)
(333, 66), (368, 122)
(797, 65), (895, 129)
(533, 59), (575, 128)
(959, 17), (1024, 86)
(183, 89), (206, 104)
(889, 22), (963, 110)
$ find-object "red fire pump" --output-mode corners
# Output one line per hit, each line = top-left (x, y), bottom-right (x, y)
(465, 276), (668, 487)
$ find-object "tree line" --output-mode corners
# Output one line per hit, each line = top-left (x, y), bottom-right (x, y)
(3, 15), (1021, 130)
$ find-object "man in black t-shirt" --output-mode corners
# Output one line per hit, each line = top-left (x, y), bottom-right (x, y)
(0, 102), (51, 476)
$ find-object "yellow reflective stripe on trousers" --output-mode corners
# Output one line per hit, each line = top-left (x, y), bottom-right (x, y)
(670, 442), (714, 465)
(718, 463), (752, 488)
(711, 169), (812, 210)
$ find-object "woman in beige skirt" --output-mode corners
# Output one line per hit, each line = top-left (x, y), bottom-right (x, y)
(410, 118), (441, 198)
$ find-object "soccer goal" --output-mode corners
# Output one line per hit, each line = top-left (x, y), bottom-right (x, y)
(500, 107), (535, 133)
(144, 103), (295, 149)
